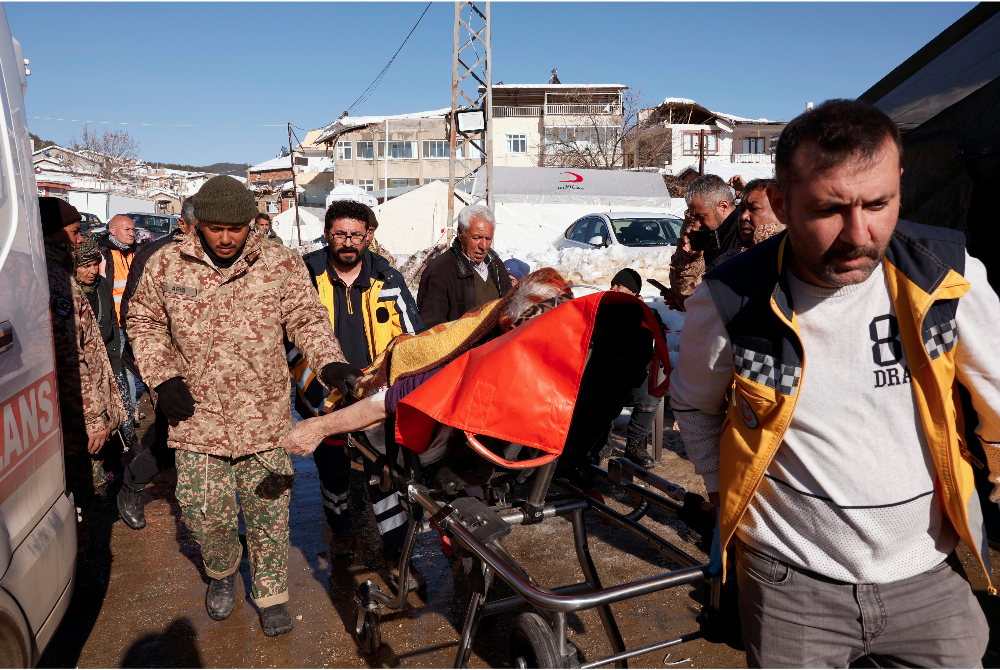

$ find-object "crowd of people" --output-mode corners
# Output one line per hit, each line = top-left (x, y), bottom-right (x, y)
(42, 97), (1000, 667)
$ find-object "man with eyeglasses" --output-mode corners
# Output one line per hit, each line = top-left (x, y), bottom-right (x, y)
(287, 199), (425, 588)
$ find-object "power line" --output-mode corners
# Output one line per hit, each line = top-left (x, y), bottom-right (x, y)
(346, 2), (433, 115)
(29, 116), (286, 128)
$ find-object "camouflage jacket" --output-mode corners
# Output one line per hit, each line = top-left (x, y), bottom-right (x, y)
(370, 237), (397, 269)
(126, 231), (346, 457)
(45, 239), (125, 455)
(666, 210), (706, 312)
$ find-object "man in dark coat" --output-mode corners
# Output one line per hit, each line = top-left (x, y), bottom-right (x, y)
(417, 204), (512, 328)
(114, 198), (197, 530)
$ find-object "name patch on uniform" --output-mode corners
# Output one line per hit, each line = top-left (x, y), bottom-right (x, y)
(248, 280), (281, 293)
(739, 395), (758, 429)
(163, 282), (198, 299)
(52, 296), (72, 317)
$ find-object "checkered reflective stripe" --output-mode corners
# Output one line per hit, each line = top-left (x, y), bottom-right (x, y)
(924, 318), (958, 360)
(733, 345), (802, 396)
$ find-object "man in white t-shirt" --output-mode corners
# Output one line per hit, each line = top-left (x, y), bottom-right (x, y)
(670, 98), (1000, 667)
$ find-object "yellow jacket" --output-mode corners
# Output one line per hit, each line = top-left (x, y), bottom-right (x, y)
(703, 221), (991, 589)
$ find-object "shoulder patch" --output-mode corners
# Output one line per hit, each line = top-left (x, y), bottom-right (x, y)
(52, 296), (72, 317)
(163, 281), (198, 299)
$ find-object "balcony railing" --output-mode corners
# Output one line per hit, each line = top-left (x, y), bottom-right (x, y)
(545, 104), (623, 116)
(492, 105), (542, 117)
(732, 153), (774, 163)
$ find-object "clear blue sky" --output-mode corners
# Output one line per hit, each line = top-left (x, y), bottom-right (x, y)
(7, 1), (975, 167)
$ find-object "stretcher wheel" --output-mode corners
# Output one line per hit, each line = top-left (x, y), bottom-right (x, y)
(355, 608), (381, 655)
(509, 613), (560, 669)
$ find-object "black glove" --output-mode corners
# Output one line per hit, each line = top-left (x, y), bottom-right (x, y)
(156, 376), (196, 424)
(320, 362), (364, 399)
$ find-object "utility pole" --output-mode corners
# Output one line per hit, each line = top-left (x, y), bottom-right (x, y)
(287, 122), (301, 246)
(698, 128), (706, 176)
(447, 0), (492, 243)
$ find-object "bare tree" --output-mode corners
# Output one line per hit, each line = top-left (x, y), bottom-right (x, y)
(539, 87), (670, 171)
(67, 124), (141, 184)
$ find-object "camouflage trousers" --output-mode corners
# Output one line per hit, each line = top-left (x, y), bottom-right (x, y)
(175, 448), (294, 607)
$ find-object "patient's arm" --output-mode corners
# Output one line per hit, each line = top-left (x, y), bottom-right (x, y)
(282, 395), (388, 456)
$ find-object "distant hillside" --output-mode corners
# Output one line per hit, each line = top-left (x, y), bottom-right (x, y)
(146, 161), (248, 176)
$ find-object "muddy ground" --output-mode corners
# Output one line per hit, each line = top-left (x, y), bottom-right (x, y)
(40, 396), (1000, 668)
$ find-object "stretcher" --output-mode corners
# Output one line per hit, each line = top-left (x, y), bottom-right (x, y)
(342, 292), (722, 668)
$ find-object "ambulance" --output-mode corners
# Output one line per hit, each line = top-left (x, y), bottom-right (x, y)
(0, 5), (78, 666)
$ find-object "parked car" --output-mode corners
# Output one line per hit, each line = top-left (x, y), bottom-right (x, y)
(554, 212), (684, 251)
(0, 9), (78, 666)
(124, 212), (178, 240)
(78, 212), (103, 233)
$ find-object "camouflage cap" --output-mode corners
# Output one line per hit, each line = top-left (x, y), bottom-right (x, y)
(193, 175), (258, 224)
(75, 235), (102, 267)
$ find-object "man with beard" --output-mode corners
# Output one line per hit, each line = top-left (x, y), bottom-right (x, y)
(287, 199), (425, 588)
(663, 174), (738, 310)
(128, 176), (348, 636)
(705, 178), (785, 271)
(670, 99), (1000, 667)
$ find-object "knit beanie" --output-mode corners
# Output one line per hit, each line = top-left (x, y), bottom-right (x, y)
(504, 258), (530, 282)
(38, 197), (81, 237)
(75, 235), (102, 267)
(610, 268), (642, 295)
(192, 175), (258, 224)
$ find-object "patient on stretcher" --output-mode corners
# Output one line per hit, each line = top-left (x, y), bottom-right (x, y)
(282, 268), (572, 457)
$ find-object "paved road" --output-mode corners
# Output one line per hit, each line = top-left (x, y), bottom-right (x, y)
(38, 396), (1000, 668)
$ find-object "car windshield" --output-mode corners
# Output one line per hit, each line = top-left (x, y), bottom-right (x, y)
(610, 218), (683, 246)
(129, 214), (171, 234)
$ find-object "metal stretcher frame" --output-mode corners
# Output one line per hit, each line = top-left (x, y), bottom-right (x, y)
(346, 429), (716, 669)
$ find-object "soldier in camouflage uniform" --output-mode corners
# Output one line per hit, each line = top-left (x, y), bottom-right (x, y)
(40, 198), (125, 568)
(126, 176), (353, 637)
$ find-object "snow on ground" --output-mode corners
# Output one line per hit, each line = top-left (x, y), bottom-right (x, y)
(499, 243), (684, 369)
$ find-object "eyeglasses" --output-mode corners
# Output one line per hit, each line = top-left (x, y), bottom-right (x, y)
(331, 232), (366, 244)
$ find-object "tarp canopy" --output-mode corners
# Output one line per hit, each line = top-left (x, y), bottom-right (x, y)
(470, 166), (671, 207)
(272, 206), (325, 246)
(326, 183), (378, 208)
(858, 2), (1000, 248)
(373, 181), (450, 255)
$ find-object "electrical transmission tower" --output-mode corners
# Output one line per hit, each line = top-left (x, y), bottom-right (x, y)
(447, 0), (492, 242)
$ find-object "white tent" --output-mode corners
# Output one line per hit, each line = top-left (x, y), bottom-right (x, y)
(373, 180), (451, 255)
(272, 206), (325, 246)
(326, 183), (378, 208)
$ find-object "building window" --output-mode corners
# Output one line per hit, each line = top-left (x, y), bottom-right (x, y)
(336, 141), (352, 160)
(356, 141), (374, 159)
(423, 140), (450, 159)
(742, 137), (767, 154)
(338, 179), (353, 186)
(378, 178), (419, 190)
(357, 179), (375, 191)
(682, 132), (719, 155)
(377, 141), (418, 159)
(459, 140), (484, 159)
(265, 201), (279, 213)
(505, 134), (527, 154)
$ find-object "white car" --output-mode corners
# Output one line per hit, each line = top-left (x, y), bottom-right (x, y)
(554, 211), (684, 251)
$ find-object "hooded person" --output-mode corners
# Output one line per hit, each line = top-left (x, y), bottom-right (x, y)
(40, 197), (126, 583)
(126, 175), (351, 637)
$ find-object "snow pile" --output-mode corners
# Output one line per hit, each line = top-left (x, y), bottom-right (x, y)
(499, 243), (677, 288)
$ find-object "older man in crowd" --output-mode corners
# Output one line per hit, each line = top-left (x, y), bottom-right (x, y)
(95, 214), (145, 416)
(705, 178), (785, 271)
(664, 174), (738, 311)
(417, 204), (512, 328)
